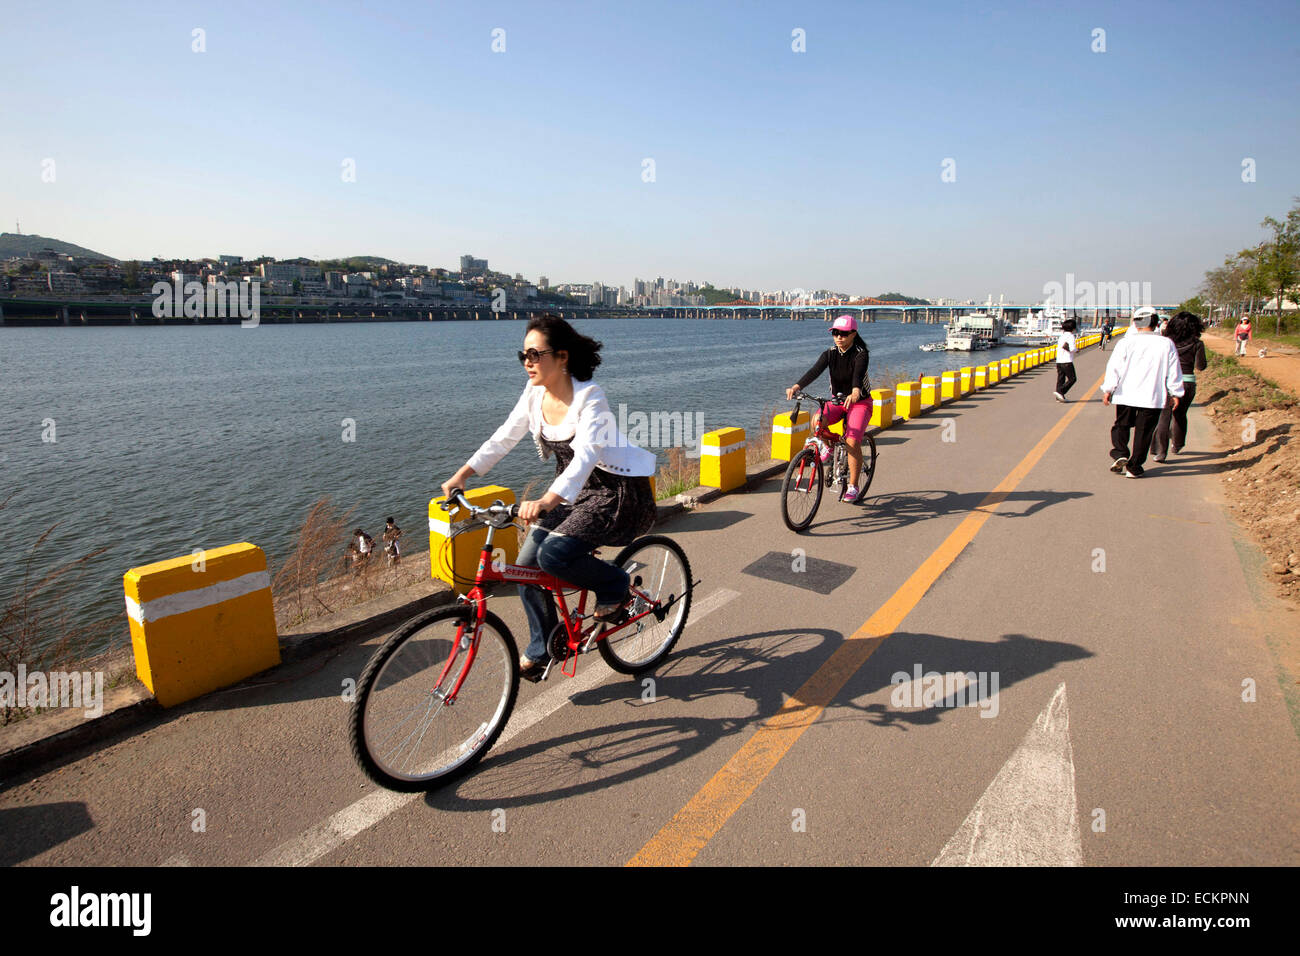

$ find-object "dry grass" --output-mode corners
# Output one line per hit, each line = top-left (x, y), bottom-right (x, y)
(269, 496), (435, 630)
(869, 362), (922, 391)
(0, 493), (111, 724)
(655, 447), (699, 499)
(747, 405), (779, 465)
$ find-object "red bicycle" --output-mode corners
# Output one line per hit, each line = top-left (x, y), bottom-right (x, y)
(779, 391), (878, 532)
(349, 489), (694, 791)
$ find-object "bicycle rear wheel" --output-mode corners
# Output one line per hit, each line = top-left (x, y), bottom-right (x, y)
(598, 535), (692, 674)
(781, 446), (823, 531)
(350, 605), (519, 791)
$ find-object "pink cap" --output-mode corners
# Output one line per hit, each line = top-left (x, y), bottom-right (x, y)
(831, 313), (857, 333)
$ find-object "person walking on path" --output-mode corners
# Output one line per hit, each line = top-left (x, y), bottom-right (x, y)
(1101, 307), (1185, 478)
(1100, 317), (1115, 350)
(1053, 318), (1078, 402)
(1234, 316), (1253, 356)
(1150, 311), (1208, 462)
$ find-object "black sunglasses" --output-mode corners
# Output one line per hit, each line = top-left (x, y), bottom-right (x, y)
(518, 348), (554, 365)
(830, 329), (852, 337)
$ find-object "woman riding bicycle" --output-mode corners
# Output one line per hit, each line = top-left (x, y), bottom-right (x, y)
(785, 314), (871, 502)
(440, 315), (657, 681)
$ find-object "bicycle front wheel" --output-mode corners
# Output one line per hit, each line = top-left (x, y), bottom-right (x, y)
(859, 433), (878, 497)
(780, 446), (823, 532)
(350, 605), (519, 792)
(598, 535), (692, 674)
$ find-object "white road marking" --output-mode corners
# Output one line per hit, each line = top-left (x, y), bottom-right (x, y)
(247, 587), (737, 866)
(931, 682), (1082, 866)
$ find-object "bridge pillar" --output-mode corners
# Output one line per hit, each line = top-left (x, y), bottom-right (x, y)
(62, 306), (70, 326)
(0, 301), (5, 325)
(129, 308), (137, 326)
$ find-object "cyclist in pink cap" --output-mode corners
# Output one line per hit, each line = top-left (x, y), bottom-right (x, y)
(785, 314), (871, 502)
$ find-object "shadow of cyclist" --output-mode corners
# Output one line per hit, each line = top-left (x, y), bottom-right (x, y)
(801, 487), (1091, 537)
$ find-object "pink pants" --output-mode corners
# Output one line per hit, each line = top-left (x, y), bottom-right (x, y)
(820, 399), (871, 443)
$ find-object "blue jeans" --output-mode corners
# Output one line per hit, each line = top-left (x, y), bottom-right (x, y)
(516, 526), (630, 662)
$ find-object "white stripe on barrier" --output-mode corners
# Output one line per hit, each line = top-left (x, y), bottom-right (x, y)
(429, 517), (452, 536)
(701, 441), (747, 456)
(125, 569), (271, 625)
(773, 423), (810, 435)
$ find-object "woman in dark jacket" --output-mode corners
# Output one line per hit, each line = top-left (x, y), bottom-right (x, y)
(784, 314), (871, 502)
(1151, 311), (1208, 461)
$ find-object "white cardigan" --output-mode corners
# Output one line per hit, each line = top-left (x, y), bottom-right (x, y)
(466, 377), (658, 504)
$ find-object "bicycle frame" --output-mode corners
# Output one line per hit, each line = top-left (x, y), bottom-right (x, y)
(439, 515), (664, 698)
(788, 394), (852, 498)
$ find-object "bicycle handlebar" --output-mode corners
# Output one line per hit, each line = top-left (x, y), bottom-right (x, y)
(441, 489), (519, 522)
(790, 390), (844, 407)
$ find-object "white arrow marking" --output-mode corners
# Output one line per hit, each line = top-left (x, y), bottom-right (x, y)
(248, 587), (737, 866)
(931, 682), (1082, 866)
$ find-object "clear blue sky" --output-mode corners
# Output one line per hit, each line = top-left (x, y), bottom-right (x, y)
(2, 0), (1297, 301)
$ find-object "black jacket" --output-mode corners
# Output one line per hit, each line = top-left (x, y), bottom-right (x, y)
(797, 340), (870, 397)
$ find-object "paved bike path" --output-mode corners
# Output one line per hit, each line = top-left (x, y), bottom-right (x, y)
(2, 346), (1297, 866)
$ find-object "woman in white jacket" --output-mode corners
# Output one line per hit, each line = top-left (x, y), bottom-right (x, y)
(441, 315), (658, 679)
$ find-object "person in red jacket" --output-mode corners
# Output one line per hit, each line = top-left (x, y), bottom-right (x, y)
(1234, 316), (1252, 356)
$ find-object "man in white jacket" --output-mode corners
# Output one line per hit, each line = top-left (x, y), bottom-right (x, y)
(1101, 307), (1185, 478)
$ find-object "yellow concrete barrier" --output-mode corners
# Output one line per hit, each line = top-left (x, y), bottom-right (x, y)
(430, 485), (518, 588)
(701, 427), (747, 491)
(941, 370), (958, 400)
(975, 365), (988, 388)
(124, 543), (279, 708)
(896, 381), (922, 419)
(871, 388), (894, 428)
(772, 409), (810, 462)
(999, 358), (1011, 378)
(987, 361), (1001, 384)
(920, 375), (940, 408)
(960, 367), (975, 393)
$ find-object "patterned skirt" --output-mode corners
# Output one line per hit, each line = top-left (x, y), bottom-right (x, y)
(537, 435), (657, 547)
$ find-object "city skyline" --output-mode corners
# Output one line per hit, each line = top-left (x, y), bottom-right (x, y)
(3, 0), (1298, 302)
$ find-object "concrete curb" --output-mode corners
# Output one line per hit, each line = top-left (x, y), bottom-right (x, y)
(0, 349), (1076, 781)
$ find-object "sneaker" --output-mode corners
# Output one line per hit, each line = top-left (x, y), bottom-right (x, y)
(1109, 457), (1128, 474)
(1154, 453), (1167, 463)
(1053, 392), (1064, 402)
(842, 483), (860, 503)
(815, 438), (832, 464)
(519, 655), (548, 682)
(1123, 468), (1142, 479)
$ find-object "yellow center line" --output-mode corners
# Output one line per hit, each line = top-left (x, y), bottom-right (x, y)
(628, 373), (1105, 867)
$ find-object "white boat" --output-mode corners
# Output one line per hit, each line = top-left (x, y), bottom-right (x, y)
(943, 312), (1004, 349)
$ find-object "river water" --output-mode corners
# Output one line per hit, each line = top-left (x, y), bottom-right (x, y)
(1, 317), (1033, 656)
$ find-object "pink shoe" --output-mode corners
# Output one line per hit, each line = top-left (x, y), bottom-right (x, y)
(814, 439), (832, 463)
(842, 484), (860, 503)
